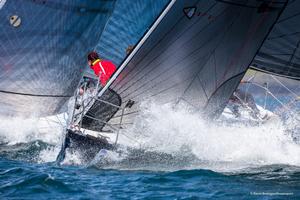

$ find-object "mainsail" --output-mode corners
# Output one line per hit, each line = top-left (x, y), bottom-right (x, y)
(0, 0), (116, 116)
(80, 0), (288, 132)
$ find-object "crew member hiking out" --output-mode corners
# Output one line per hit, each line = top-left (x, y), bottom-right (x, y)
(87, 51), (116, 86)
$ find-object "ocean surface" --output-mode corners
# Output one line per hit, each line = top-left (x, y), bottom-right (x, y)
(1, 156), (300, 200)
(1, 103), (300, 199)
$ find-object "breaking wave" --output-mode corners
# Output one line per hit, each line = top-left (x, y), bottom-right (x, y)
(113, 102), (300, 171)
(0, 102), (300, 172)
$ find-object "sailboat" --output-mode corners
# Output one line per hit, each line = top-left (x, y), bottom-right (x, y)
(1, 0), (299, 163)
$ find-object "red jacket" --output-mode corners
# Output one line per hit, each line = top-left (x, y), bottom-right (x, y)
(90, 59), (116, 86)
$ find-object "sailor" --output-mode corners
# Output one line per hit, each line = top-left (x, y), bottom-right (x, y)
(87, 51), (117, 86)
(229, 88), (260, 119)
(126, 45), (134, 55)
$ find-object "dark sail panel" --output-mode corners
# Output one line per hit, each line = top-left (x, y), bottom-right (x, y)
(101, 0), (287, 129)
(81, 89), (122, 132)
(252, 0), (300, 80)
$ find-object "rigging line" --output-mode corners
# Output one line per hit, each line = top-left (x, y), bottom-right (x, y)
(110, 110), (139, 119)
(250, 65), (300, 80)
(267, 88), (289, 110)
(267, 31), (300, 40)
(109, 122), (133, 126)
(270, 75), (299, 98)
(286, 38), (300, 74)
(114, 0), (215, 91)
(250, 66), (300, 80)
(246, 73), (257, 82)
(264, 35), (300, 52)
(245, 71), (258, 102)
(261, 42), (297, 55)
(266, 53), (300, 57)
(0, 89), (72, 97)
(253, 64), (300, 75)
(256, 52), (300, 70)
(83, 115), (118, 131)
(252, 61), (300, 75)
(264, 26), (299, 45)
(249, 82), (290, 110)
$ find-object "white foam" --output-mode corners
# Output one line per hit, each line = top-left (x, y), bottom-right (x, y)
(120, 102), (300, 170)
(1, 100), (300, 170)
(0, 113), (66, 145)
(61, 150), (84, 166)
(38, 146), (61, 163)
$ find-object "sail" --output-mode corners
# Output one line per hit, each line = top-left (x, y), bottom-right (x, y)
(252, 0), (300, 80)
(81, 89), (122, 132)
(95, 0), (287, 130)
(0, 0), (116, 116)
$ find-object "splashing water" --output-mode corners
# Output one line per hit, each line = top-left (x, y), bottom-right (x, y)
(0, 114), (65, 145)
(0, 101), (300, 172)
(115, 102), (300, 171)
(0, 114), (66, 162)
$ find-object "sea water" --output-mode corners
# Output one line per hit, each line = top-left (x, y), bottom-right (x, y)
(0, 103), (300, 199)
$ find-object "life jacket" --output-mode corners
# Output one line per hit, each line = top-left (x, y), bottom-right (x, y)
(90, 59), (116, 86)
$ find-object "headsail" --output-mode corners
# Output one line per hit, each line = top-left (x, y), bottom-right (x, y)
(94, 0), (287, 131)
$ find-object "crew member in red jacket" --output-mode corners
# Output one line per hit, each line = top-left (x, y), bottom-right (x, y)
(87, 51), (116, 86)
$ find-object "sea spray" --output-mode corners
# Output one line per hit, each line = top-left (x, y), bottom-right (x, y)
(118, 102), (300, 169)
(0, 114), (66, 162)
(1, 101), (300, 171)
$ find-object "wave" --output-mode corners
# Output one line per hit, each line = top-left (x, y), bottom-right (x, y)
(1, 102), (300, 173)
